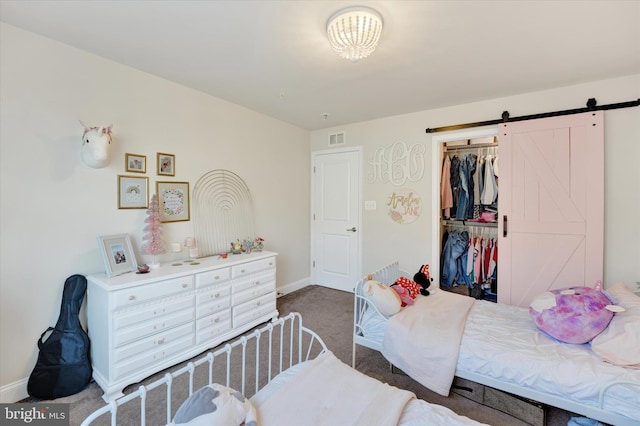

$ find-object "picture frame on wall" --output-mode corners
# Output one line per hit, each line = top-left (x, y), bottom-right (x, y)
(97, 233), (138, 277)
(157, 152), (175, 176)
(118, 175), (149, 209)
(125, 153), (146, 173)
(157, 181), (190, 222)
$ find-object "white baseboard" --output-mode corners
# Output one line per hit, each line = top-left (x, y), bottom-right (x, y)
(276, 277), (309, 297)
(0, 377), (28, 403)
(1, 278), (311, 404)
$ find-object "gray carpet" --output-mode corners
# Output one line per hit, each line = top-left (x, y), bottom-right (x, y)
(30, 285), (584, 425)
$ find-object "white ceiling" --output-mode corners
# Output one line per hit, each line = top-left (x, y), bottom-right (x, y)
(1, 1), (639, 130)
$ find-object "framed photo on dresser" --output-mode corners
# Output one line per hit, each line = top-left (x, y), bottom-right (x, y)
(97, 233), (138, 277)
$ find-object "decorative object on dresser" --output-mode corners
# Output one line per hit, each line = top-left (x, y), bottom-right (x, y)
(157, 181), (190, 222)
(97, 234), (138, 277)
(86, 251), (278, 402)
(141, 194), (165, 268)
(80, 121), (113, 169)
(192, 169), (255, 257)
(184, 237), (198, 262)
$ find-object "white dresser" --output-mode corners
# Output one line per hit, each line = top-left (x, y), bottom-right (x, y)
(86, 251), (278, 401)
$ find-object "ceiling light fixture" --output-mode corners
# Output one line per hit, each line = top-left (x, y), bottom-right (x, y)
(326, 6), (383, 62)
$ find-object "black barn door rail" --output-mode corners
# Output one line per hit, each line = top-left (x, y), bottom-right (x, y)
(425, 98), (640, 134)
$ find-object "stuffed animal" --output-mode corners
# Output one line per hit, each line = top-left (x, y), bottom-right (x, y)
(391, 283), (415, 307)
(171, 383), (257, 426)
(363, 278), (401, 317)
(413, 264), (434, 296)
(529, 281), (624, 344)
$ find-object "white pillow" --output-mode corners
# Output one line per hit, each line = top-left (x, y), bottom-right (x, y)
(363, 280), (401, 317)
(171, 383), (257, 426)
(591, 282), (640, 367)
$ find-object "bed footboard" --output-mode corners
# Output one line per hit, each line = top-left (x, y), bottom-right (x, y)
(352, 261), (409, 368)
(81, 312), (327, 426)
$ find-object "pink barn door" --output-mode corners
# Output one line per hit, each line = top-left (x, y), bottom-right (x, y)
(498, 111), (604, 307)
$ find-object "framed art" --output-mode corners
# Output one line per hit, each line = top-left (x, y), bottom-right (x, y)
(118, 175), (149, 209)
(125, 153), (146, 173)
(97, 233), (138, 277)
(157, 181), (190, 222)
(157, 152), (175, 176)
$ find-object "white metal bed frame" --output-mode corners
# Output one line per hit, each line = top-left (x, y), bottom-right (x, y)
(81, 312), (327, 426)
(353, 261), (640, 426)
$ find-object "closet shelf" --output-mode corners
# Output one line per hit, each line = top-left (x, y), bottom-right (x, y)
(441, 219), (497, 228)
(443, 136), (497, 153)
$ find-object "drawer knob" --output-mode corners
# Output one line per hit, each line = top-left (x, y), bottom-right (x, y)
(257, 301), (261, 306)
(215, 293), (220, 297)
(241, 269), (246, 273)
(215, 276), (220, 280)
(157, 338), (165, 345)
(128, 295), (135, 301)
(254, 281), (260, 286)
(214, 318), (219, 323)
(182, 283), (188, 288)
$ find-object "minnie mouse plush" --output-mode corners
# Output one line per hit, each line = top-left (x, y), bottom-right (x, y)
(413, 264), (434, 296)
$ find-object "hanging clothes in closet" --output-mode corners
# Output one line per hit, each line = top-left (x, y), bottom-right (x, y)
(440, 227), (497, 294)
(441, 149), (499, 221)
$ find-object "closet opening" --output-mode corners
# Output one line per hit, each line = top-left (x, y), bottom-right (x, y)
(431, 128), (499, 303)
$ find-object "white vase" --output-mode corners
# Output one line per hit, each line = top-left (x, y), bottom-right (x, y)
(148, 255), (160, 269)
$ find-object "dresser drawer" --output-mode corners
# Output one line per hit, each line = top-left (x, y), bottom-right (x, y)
(195, 268), (231, 288)
(114, 323), (193, 364)
(233, 295), (277, 328)
(231, 257), (275, 278)
(232, 270), (275, 293)
(196, 309), (232, 344)
(233, 293), (276, 320)
(115, 333), (194, 380)
(196, 295), (231, 319)
(232, 277), (275, 306)
(114, 297), (194, 330)
(196, 283), (231, 306)
(114, 307), (194, 347)
(114, 276), (194, 308)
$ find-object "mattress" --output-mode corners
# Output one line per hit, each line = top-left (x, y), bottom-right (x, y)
(361, 300), (640, 420)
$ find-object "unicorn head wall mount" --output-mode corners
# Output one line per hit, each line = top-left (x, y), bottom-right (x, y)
(80, 120), (113, 168)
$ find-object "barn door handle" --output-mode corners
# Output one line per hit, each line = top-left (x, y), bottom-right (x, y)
(346, 227), (357, 232)
(503, 215), (508, 237)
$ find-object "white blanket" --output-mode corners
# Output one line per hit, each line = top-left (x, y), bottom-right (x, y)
(256, 350), (415, 426)
(382, 290), (475, 396)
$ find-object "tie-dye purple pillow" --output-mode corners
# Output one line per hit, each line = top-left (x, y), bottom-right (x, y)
(529, 285), (618, 344)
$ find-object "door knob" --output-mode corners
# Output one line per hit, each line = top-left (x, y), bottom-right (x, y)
(346, 227), (357, 232)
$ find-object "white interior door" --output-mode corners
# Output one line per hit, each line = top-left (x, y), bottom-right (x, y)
(499, 111), (604, 307)
(311, 148), (361, 292)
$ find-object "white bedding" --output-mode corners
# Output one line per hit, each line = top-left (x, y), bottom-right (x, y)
(251, 350), (486, 426)
(458, 300), (640, 420)
(381, 290), (475, 396)
(361, 298), (640, 421)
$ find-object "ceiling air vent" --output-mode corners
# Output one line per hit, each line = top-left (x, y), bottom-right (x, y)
(329, 132), (345, 146)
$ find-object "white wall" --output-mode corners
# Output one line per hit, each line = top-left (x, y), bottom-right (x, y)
(0, 23), (311, 402)
(311, 74), (640, 288)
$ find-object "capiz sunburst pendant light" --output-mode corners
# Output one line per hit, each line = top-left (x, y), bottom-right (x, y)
(326, 6), (383, 62)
